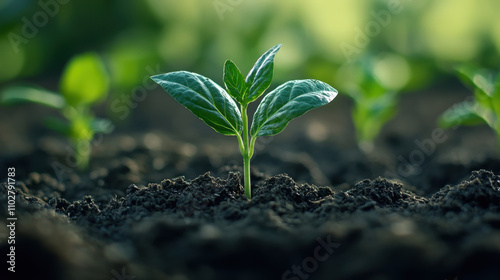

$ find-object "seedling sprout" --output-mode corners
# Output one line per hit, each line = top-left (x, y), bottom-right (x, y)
(439, 66), (500, 150)
(338, 53), (410, 152)
(151, 44), (338, 199)
(1, 52), (113, 170)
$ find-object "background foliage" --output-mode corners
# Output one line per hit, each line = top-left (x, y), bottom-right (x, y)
(1, 0), (498, 91)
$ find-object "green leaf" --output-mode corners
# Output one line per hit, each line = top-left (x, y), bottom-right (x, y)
(1, 86), (66, 109)
(492, 73), (500, 117)
(353, 93), (397, 142)
(245, 44), (281, 103)
(223, 60), (247, 103)
(438, 101), (485, 128)
(251, 79), (337, 137)
(60, 52), (110, 106)
(474, 88), (493, 109)
(457, 66), (495, 97)
(151, 71), (243, 136)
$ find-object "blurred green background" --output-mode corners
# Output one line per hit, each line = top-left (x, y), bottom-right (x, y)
(1, 0), (499, 92)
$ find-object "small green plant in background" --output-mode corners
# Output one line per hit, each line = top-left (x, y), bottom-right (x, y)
(1, 53), (113, 170)
(151, 44), (338, 199)
(439, 66), (500, 150)
(337, 53), (410, 152)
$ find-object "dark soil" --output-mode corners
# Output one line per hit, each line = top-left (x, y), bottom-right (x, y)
(1, 87), (500, 280)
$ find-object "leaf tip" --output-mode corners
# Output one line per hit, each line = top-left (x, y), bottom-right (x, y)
(150, 74), (165, 85)
(329, 90), (339, 101)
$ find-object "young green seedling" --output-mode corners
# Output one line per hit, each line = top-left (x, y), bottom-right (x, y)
(439, 66), (500, 150)
(1, 52), (113, 170)
(338, 53), (409, 152)
(151, 44), (338, 199)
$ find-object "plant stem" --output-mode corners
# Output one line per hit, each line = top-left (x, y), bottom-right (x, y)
(66, 106), (94, 171)
(240, 104), (252, 199)
(74, 139), (90, 170)
(243, 152), (251, 198)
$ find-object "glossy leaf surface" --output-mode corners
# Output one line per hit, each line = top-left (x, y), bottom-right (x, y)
(223, 60), (247, 103)
(251, 79), (337, 137)
(152, 71), (243, 135)
(245, 44), (281, 103)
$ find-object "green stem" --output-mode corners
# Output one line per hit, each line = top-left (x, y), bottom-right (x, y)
(243, 152), (251, 198)
(67, 106), (93, 171)
(240, 104), (252, 199)
(74, 139), (90, 170)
